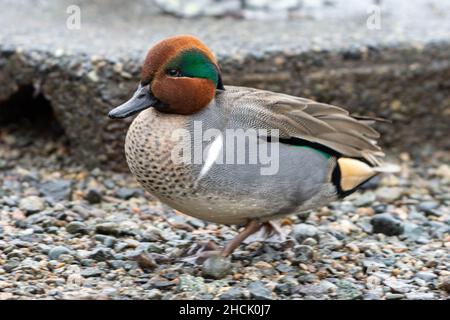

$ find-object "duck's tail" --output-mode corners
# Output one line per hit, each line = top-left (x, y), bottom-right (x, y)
(336, 158), (400, 193)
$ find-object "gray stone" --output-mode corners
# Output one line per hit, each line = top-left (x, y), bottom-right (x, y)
(48, 246), (71, 260)
(296, 281), (336, 297)
(88, 247), (115, 261)
(302, 237), (318, 246)
(139, 242), (164, 254)
(293, 245), (314, 263)
(362, 259), (386, 272)
(319, 234), (343, 250)
(403, 222), (426, 241)
(376, 187), (403, 202)
(384, 278), (414, 294)
(95, 222), (121, 236)
(219, 287), (244, 300)
(19, 196), (45, 214)
(115, 187), (139, 200)
(335, 280), (363, 300)
(385, 293), (405, 300)
(248, 281), (272, 300)
(275, 263), (292, 273)
(415, 271), (437, 282)
(202, 255), (232, 279)
(363, 289), (384, 300)
(66, 221), (88, 234)
(39, 179), (72, 202)
(405, 292), (434, 300)
(3, 260), (20, 272)
(147, 289), (163, 300)
(80, 267), (104, 278)
(177, 275), (207, 293)
(292, 224), (319, 243)
(353, 192), (376, 207)
(370, 214), (404, 236)
(85, 188), (102, 204)
(95, 235), (117, 248)
(418, 201), (439, 213)
(141, 228), (165, 242)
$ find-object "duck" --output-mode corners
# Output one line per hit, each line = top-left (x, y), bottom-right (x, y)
(109, 35), (394, 258)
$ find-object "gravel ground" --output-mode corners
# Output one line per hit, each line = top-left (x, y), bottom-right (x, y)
(0, 117), (449, 300)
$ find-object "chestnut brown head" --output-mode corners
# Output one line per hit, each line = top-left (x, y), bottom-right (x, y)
(109, 35), (224, 119)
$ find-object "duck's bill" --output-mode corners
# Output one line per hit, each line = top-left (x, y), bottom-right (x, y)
(108, 84), (159, 119)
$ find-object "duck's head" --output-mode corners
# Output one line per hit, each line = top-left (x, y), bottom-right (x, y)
(109, 35), (224, 119)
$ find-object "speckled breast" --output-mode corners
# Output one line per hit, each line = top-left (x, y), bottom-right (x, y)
(125, 108), (196, 201)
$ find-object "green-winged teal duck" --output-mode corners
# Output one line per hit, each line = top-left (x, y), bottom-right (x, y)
(109, 35), (395, 257)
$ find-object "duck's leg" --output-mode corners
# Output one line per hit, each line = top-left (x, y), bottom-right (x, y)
(221, 220), (262, 257)
(180, 240), (221, 264)
(181, 219), (289, 263)
(242, 220), (290, 244)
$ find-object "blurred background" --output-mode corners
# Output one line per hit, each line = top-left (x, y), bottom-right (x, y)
(0, 0), (449, 301)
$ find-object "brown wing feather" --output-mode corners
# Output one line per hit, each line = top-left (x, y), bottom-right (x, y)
(221, 86), (385, 166)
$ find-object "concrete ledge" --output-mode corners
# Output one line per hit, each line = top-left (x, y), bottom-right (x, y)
(1, 0), (449, 170)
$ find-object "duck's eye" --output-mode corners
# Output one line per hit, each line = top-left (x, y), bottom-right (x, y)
(167, 69), (182, 77)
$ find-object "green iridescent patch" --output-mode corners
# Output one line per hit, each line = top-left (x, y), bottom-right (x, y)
(166, 50), (218, 86)
(292, 145), (331, 159)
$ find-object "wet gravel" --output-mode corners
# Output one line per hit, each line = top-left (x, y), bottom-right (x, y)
(0, 119), (449, 300)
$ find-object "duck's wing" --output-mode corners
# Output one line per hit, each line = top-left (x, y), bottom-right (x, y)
(220, 86), (384, 166)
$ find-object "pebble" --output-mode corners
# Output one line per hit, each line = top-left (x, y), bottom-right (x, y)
(147, 289), (163, 300)
(88, 248), (114, 261)
(292, 224), (319, 243)
(405, 292), (434, 300)
(39, 179), (72, 201)
(66, 221), (88, 234)
(296, 280), (336, 296)
(67, 274), (85, 286)
(3, 260), (20, 272)
(370, 213), (404, 236)
(275, 263), (292, 273)
(364, 289), (383, 300)
(376, 187), (402, 202)
(415, 271), (437, 282)
(85, 188), (102, 204)
(293, 245), (314, 263)
(403, 222), (425, 242)
(335, 280), (363, 300)
(418, 201), (439, 213)
(248, 281), (272, 300)
(439, 277), (450, 293)
(385, 293), (405, 300)
(19, 196), (45, 214)
(115, 187), (139, 200)
(95, 222), (121, 236)
(178, 275), (207, 293)
(353, 192), (376, 207)
(48, 246), (71, 260)
(132, 252), (157, 270)
(80, 267), (103, 278)
(384, 278), (414, 294)
(302, 237), (317, 246)
(219, 287), (244, 300)
(202, 255), (232, 279)
(95, 235), (117, 248)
